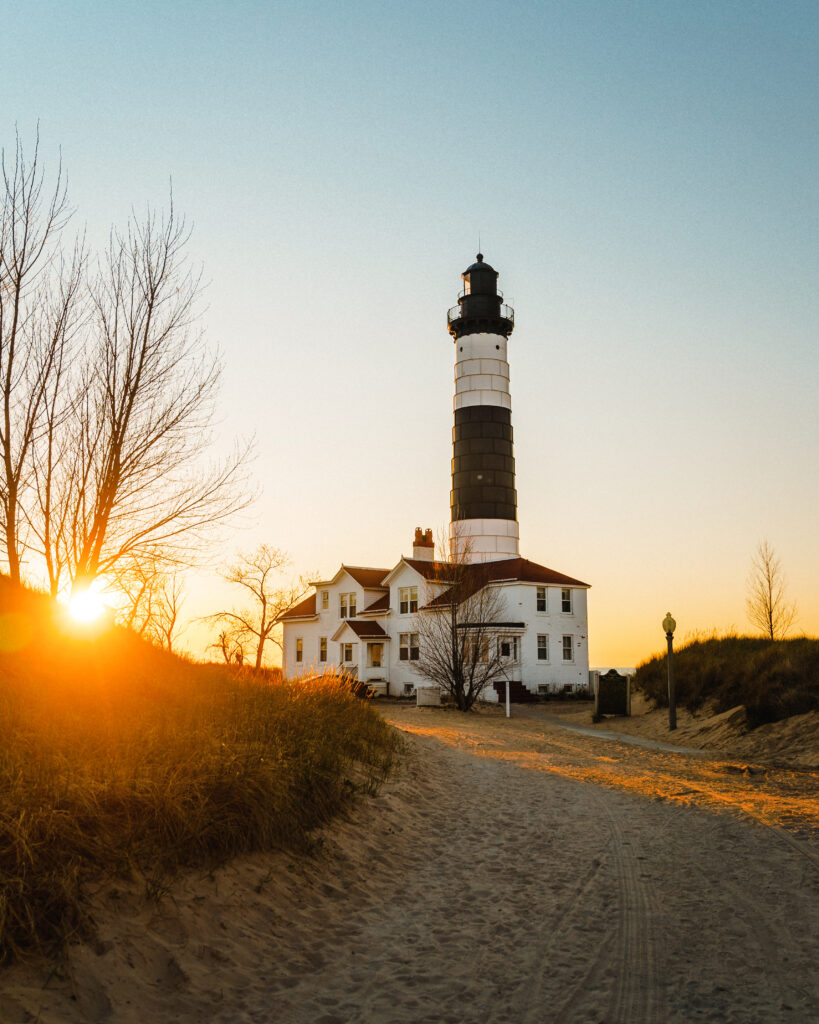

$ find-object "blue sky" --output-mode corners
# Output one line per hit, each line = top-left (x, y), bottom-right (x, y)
(5, 1), (818, 662)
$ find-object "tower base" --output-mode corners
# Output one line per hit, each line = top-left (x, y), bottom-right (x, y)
(449, 519), (520, 564)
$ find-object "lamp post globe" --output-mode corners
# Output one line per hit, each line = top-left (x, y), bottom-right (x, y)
(663, 612), (676, 636)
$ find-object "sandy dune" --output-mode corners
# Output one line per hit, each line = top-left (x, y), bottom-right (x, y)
(2, 705), (818, 1023)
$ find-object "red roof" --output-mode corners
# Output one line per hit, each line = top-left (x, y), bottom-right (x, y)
(489, 557), (589, 588)
(425, 557), (589, 608)
(279, 593), (317, 620)
(342, 565), (390, 588)
(402, 558), (455, 581)
(360, 592), (390, 614)
(343, 620), (389, 639)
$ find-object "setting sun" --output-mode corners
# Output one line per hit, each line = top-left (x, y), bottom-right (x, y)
(68, 588), (107, 624)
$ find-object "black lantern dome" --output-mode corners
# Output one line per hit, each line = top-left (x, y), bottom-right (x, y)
(447, 253), (515, 340)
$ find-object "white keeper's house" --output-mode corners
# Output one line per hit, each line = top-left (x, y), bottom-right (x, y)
(281, 255), (590, 700)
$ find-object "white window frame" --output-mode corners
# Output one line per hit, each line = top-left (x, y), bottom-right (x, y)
(537, 634), (549, 661)
(339, 592), (357, 619)
(536, 586), (547, 612)
(562, 635), (574, 662)
(399, 586), (418, 615)
(399, 632), (419, 661)
(561, 588), (572, 614)
(321, 590), (329, 610)
(295, 638), (303, 663)
(342, 642), (354, 663)
(319, 637), (327, 662)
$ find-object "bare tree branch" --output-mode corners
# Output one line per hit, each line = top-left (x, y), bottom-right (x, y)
(107, 551), (187, 652)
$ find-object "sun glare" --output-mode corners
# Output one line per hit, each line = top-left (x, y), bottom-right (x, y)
(68, 589), (107, 624)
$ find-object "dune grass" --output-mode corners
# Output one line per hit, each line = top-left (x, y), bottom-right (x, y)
(635, 633), (819, 727)
(0, 579), (400, 964)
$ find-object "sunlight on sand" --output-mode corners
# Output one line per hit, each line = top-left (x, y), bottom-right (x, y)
(397, 718), (819, 836)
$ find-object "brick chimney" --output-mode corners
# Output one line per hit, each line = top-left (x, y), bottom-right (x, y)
(412, 527), (435, 562)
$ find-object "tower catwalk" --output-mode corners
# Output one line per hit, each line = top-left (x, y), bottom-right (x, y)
(447, 254), (519, 564)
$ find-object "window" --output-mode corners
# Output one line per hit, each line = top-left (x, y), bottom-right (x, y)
(403, 683), (415, 696)
(561, 589), (572, 613)
(500, 637), (518, 661)
(295, 638), (303, 663)
(537, 634), (549, 661)
(367, 642), (383, 668)
(399, 586), (418, 614)
(321, 591), (329, 610)
(468, 635), (489, 662)
(319, 637), (327, 662)
(399, 632), (419, 661)
(562, 635), (574, 662)
(339, 593), (356, 618)
(342, 642), (354, 663)
(536, 586), (547, 612)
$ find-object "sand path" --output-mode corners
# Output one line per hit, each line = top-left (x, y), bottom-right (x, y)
(2, 706), (818, 1023)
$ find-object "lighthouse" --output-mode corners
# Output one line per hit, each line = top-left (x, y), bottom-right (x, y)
(281, 253), (591, 698)
(447, 254), (519, 563)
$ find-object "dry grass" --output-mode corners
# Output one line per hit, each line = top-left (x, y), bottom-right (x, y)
(0, 579), (399, 964)
(635, 634), (819, 727)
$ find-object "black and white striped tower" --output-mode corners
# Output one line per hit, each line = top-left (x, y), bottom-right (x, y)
(447, 254), (519, 563)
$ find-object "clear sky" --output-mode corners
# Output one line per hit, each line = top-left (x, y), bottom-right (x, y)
(5, 0), (818, 666)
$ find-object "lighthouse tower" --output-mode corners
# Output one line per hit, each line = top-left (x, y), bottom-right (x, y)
(447, 255), (519, 564)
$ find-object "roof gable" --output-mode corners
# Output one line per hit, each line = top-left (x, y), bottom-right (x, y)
(331, 619), (390, 642)
(360, 592), (390, 615)
(382, 557), (455, 586)
(279, 593), (317, 621)
(316, 564), (390, 590)
(343, 565), (390, 589)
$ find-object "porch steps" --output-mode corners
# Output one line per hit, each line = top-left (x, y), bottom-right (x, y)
(492, 679), (537, 703)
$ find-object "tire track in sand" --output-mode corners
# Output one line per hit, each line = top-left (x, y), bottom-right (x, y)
(544, 788), (665, 1024)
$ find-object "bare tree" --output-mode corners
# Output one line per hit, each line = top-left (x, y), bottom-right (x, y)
(210, 626), (246, 666)
(0, 129), (78, 583)
(54, 199), (252, 594)
(413, 543), (510, 711)
(207, 545), (312, 671)
(746, 539), (797, 640)
(109, 552), (186, 652)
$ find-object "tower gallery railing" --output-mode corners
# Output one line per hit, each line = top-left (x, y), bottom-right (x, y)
(447, 303), (515, 325)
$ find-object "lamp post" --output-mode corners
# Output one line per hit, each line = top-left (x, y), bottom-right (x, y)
(662, 612), (677, 731)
